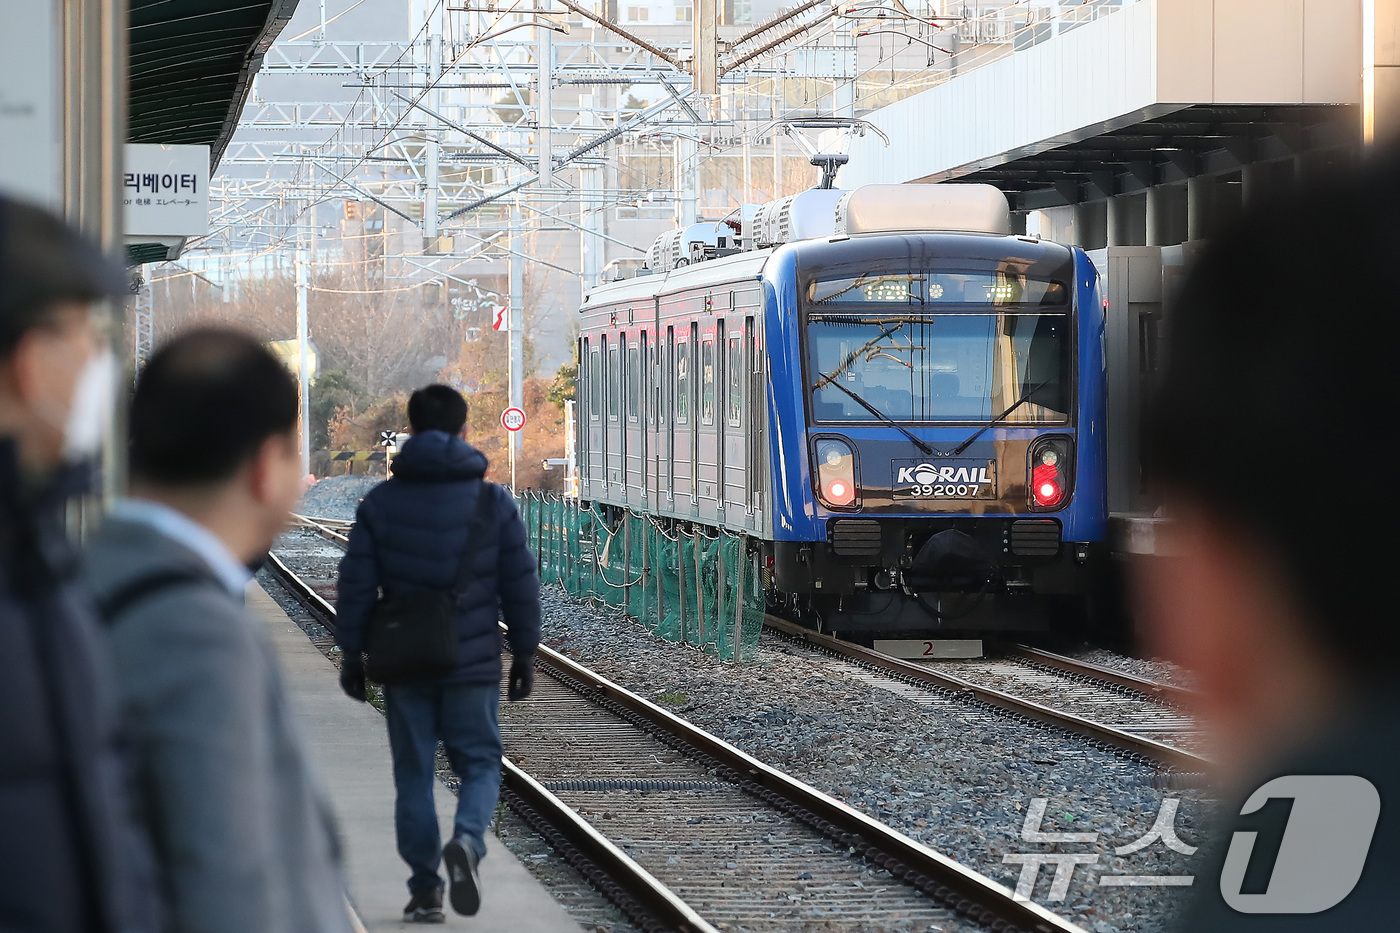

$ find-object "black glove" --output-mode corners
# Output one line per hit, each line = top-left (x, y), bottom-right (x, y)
(340, 654), (367, 702)
(507, 655), (534, 701)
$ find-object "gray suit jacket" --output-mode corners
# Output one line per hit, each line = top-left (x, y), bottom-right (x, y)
(82, 518), (349, 933)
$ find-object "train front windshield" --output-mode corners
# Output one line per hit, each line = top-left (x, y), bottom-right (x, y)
(804, 270), (1072, 424)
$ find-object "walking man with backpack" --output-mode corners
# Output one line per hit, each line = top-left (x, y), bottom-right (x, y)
(335, 384), (541, 923)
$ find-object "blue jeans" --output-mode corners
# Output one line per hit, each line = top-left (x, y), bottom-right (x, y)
(384, 681), (502, 894)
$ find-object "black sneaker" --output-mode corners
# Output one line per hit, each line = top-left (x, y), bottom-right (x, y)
(403, 887), (445, 924)
(442, 837), (481, 916)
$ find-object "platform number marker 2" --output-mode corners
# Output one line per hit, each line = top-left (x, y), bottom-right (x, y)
(501, 407), (527, 432)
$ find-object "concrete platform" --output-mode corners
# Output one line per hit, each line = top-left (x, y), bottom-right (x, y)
(249, 583), (580, 933)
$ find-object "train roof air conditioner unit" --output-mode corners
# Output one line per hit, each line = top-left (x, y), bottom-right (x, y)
(834, 184), (1011, 236)
(751, 188), (846, 248)
(647, 222), (721, 270)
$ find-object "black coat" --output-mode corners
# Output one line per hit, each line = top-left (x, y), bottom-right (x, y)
(336, 432), (541, 684)
(0, 439), (161, 933)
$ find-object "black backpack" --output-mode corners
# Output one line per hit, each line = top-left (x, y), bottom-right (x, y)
(362, 482), (496, 685)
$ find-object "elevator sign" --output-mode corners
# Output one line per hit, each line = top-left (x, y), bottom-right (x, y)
(501, 407), (526, 431)
(123, 144), (210, 237)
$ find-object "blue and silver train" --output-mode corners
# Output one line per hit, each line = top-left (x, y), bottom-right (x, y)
(575, 183), (1107, 637)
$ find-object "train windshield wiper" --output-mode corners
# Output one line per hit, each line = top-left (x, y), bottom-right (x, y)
(949, 379), (1053, 456)
(813, 372), (934, 457)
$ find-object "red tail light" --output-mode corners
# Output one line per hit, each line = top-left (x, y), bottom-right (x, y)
(1031, 462), (1063, 507)
(1028, 436), (1073, 510)
(825, 478), (856, 506)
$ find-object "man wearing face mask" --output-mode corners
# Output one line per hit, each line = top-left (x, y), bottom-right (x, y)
(0, 196), (161, 931)
(81, 328), (350, 933)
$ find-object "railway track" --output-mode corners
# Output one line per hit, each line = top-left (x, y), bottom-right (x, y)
(266, 543), (1083, 933)
(761, 617), (1206, 774)
(287, 516), (1206, 776)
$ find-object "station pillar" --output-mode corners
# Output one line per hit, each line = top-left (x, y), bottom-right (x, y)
(1365, 0), (1400, 145)
(1186, 175), (1214, 242)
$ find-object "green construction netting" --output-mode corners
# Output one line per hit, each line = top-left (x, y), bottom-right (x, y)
(515, 492), (762, 664)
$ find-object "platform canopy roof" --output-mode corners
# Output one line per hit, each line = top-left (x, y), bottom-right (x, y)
(128, 0), (300, 167)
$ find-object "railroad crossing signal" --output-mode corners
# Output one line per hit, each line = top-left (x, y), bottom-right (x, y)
(492, 306), (509, 331)
(501, 407), (526, 432)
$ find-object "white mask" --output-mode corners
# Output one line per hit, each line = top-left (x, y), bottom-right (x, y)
(61, 350), (116, 462)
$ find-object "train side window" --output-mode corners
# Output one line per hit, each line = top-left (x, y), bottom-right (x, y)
(727, 333), (743, 427)
(627, 342), (640, 422)
(701, 337), (716, 426)
(662, 328), (673, 426)
(675, 340), (690, 423)
(589, 346), (601, 421)
(608, 341), (620, 423)
(650, 336), (661, 426)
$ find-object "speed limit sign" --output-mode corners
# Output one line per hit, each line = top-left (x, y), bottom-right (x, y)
(501, 407), (527, 431)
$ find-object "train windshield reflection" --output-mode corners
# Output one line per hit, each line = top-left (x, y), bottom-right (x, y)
(806, 313), (1070, 424)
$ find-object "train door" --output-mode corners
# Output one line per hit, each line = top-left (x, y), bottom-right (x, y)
(697, 322), (718, 522)
(591, 336), (605, 497)
(688, 320), (700, 514)
(662, 326), (675, 510)
(746, 315), (764, 522)
(723, 320), (748, 527)
(643, 331), (655, 505)
(581, 337), (594, 495)
(607, 335), (622, 493)
(626, 335), (643, 508)
(673, 327), (692, 511)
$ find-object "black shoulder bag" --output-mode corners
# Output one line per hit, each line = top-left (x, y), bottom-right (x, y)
(363, 482), (496, 685)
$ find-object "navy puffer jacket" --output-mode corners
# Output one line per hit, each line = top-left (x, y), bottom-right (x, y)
(335, 432), (541, 684)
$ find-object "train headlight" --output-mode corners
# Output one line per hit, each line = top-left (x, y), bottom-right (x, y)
(813, 437), (860, 509)
(1028, 436), (1074, 511)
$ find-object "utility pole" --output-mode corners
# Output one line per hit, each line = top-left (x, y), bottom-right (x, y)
(296, 243), (311, 478)
(538, 24), (553, 187)
(677, 136), (698, 227)
(133, 265), (153, 370)
(693, 0), (718, 96)
(424, 6), (444, 244)
(580, 163), (604, 284)
(508, 202), (524, 488)
(296, 241), (311, 475)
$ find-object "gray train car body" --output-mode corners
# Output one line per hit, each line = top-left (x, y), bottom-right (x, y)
(577, 249), (773, 538)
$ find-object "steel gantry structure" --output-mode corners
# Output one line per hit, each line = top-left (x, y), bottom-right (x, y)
(178, 0), (1015, 460)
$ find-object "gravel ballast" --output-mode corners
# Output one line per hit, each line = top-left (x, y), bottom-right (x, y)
(539, 588), (1210, 933)
(298, 474), (382, 520)
(270, 516), (1213, 933)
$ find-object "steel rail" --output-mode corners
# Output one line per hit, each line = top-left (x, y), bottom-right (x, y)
(1004, 644), (1198, 708)
(266, 551), (338, 631)
(292, 514), (351, 545)
(763, 615), (1208, 773)
(499, 758), (720, 933)
(267, 547), (1084, 932)
(530, 640), (1084, 933)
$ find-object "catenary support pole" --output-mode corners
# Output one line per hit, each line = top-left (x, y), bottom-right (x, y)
(425, 11), (443, 243)
(693, 0), (718, 96)
(538, 25), (553, 187)
(296, 245), (311, 478)
(509, 202), (525, 471)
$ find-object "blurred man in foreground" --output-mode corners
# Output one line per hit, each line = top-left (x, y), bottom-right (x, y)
(1140, 162), (1399, 929)
(0, 195), (160, 932)
(83, 328), (349, 933)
